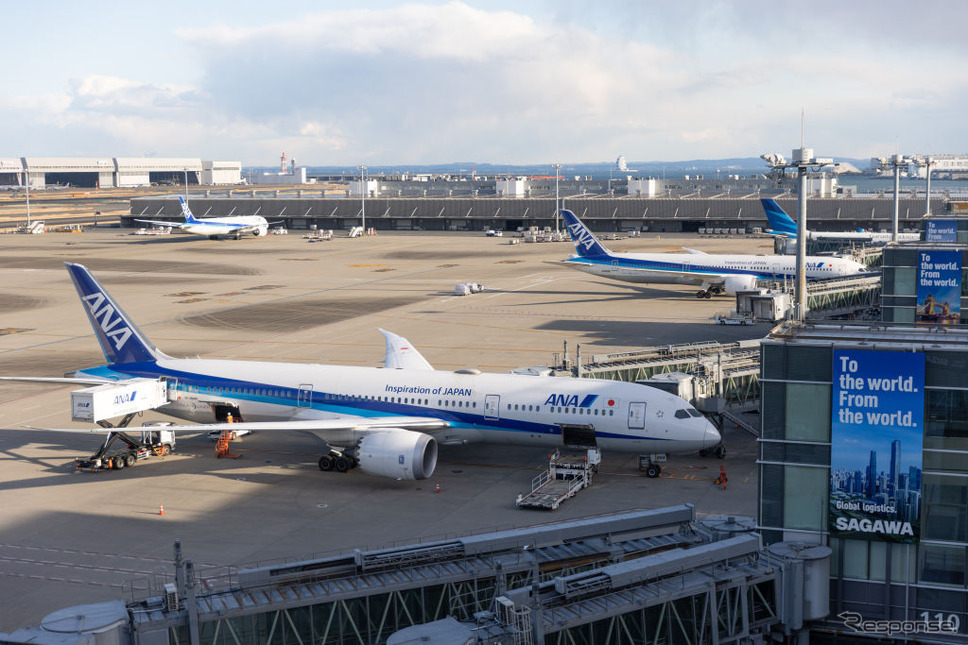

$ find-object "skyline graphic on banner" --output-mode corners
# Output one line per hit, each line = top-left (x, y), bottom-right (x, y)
(830, 349), (924, 543)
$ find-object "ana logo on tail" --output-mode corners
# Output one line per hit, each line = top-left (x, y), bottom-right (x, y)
(568, 222), (599, 253)
(82, 292), (132, 351)
(178, 197), (197, 222)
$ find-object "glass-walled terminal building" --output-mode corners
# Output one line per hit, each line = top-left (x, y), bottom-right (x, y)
(760, 321), (968, 642)
(882, 236), (968, 326)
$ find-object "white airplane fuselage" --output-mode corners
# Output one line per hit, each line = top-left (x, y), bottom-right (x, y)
(805, 230), (921, 244)
(86, 357), (721, 455)
(566, 252), (866, 285)
(181, 216), (269, 237)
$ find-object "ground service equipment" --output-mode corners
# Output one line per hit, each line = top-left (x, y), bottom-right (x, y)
(75, 429), (175, 472)
(71, 379), (169, 424)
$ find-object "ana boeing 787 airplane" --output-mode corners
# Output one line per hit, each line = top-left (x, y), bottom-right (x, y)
(761, 198), (921, 244)
(136, 197), (274, 239)
(6, 263), (722, 481)
(561, 210), (869, 298)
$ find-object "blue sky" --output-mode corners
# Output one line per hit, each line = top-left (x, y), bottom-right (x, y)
(3, 0), (967, 166)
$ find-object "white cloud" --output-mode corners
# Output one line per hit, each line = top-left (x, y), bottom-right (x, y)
(3, 1), (968, 163)
(67, 76), (203, 114)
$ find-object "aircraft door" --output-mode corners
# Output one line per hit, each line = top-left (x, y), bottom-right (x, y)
(561, 424), (596, 448)
(297, 384), (313, 408)
(628, 402), (646, 430)
(163, 377), (178, 401)
(484, 394), (500, 420)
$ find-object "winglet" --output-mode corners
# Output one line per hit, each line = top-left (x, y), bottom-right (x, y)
(379, 329), (434, 370)
(65, 263), (165, 365)
(761, 199), (798, 238)
(561, 210), (611, 258)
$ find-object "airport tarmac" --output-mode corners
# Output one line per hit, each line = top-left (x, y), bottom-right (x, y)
(0, 226), (771, 630)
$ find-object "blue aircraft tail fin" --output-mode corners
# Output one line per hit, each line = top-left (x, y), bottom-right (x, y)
(561, 210), (611, 257)
(65, 263), (164, 365)
(761, 199), (798, 238)
(178, 196), (200, 223)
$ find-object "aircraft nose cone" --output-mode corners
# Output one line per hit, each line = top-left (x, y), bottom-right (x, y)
(703, 423), (722, 449)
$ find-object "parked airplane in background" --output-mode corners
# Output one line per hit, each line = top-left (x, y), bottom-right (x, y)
(561, 210), (869, 298)
(4, 263), (721, 481)
(136, 196), (275, 239)
(761, 198), (921, 244)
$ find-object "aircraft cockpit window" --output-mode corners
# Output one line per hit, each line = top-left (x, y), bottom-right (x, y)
(674, 409), (691, 419)
(688, 409), (703, 418)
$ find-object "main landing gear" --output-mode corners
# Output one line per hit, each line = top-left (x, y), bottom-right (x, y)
(318, 450), (358, 474)
(695, 285), (725, 299)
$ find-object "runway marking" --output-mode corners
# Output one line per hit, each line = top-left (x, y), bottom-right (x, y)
(0, 544), (219, 567)
(0, 328), (32, 335)
(0, 554), (162, 575)
(0, 570), (122, 588)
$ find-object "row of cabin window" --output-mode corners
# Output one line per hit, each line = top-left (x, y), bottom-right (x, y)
(507, 403), (616, 417)
(177, 387), (641, 419)
(181, 385), (480, 410)
(184, 384), (290, 398)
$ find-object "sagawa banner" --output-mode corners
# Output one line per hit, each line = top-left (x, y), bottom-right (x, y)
(829, 349), (924, 543)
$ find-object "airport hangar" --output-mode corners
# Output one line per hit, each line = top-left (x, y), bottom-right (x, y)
(0, 157), (242, 189)
(125, 193), (941, 236)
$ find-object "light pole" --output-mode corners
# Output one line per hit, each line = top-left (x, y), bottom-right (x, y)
(878, 155), (912, 243)
(553, 163), (562, 233)
(357, 165), (367, 234)
(23, 167), (30, 227)
(924, 156), (934, 217)
(761, 148), (835, 321)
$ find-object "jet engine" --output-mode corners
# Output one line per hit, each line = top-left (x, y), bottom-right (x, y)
(357, 430), (438, 480)
(723, 275), (759, 295)
(252, 227), (267, 236)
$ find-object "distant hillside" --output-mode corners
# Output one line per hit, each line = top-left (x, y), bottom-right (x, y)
(245, 157), (871, 179)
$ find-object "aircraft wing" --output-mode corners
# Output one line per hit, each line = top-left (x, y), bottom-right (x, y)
(681, 248), (708, 255)
(23, 415), (450, 442)
(134, 218), (183, 229)
(673, 269), (732, 285)
(24, 416), (449, 434)
(230, 224), (264, 235)
(0, 376), (116, 385)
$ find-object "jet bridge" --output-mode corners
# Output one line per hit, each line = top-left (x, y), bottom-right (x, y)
(4, 506), (835, 645)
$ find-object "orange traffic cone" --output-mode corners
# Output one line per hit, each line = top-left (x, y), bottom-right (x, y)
(159, 504), (165, 516)
(434, 483), (441, 494)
